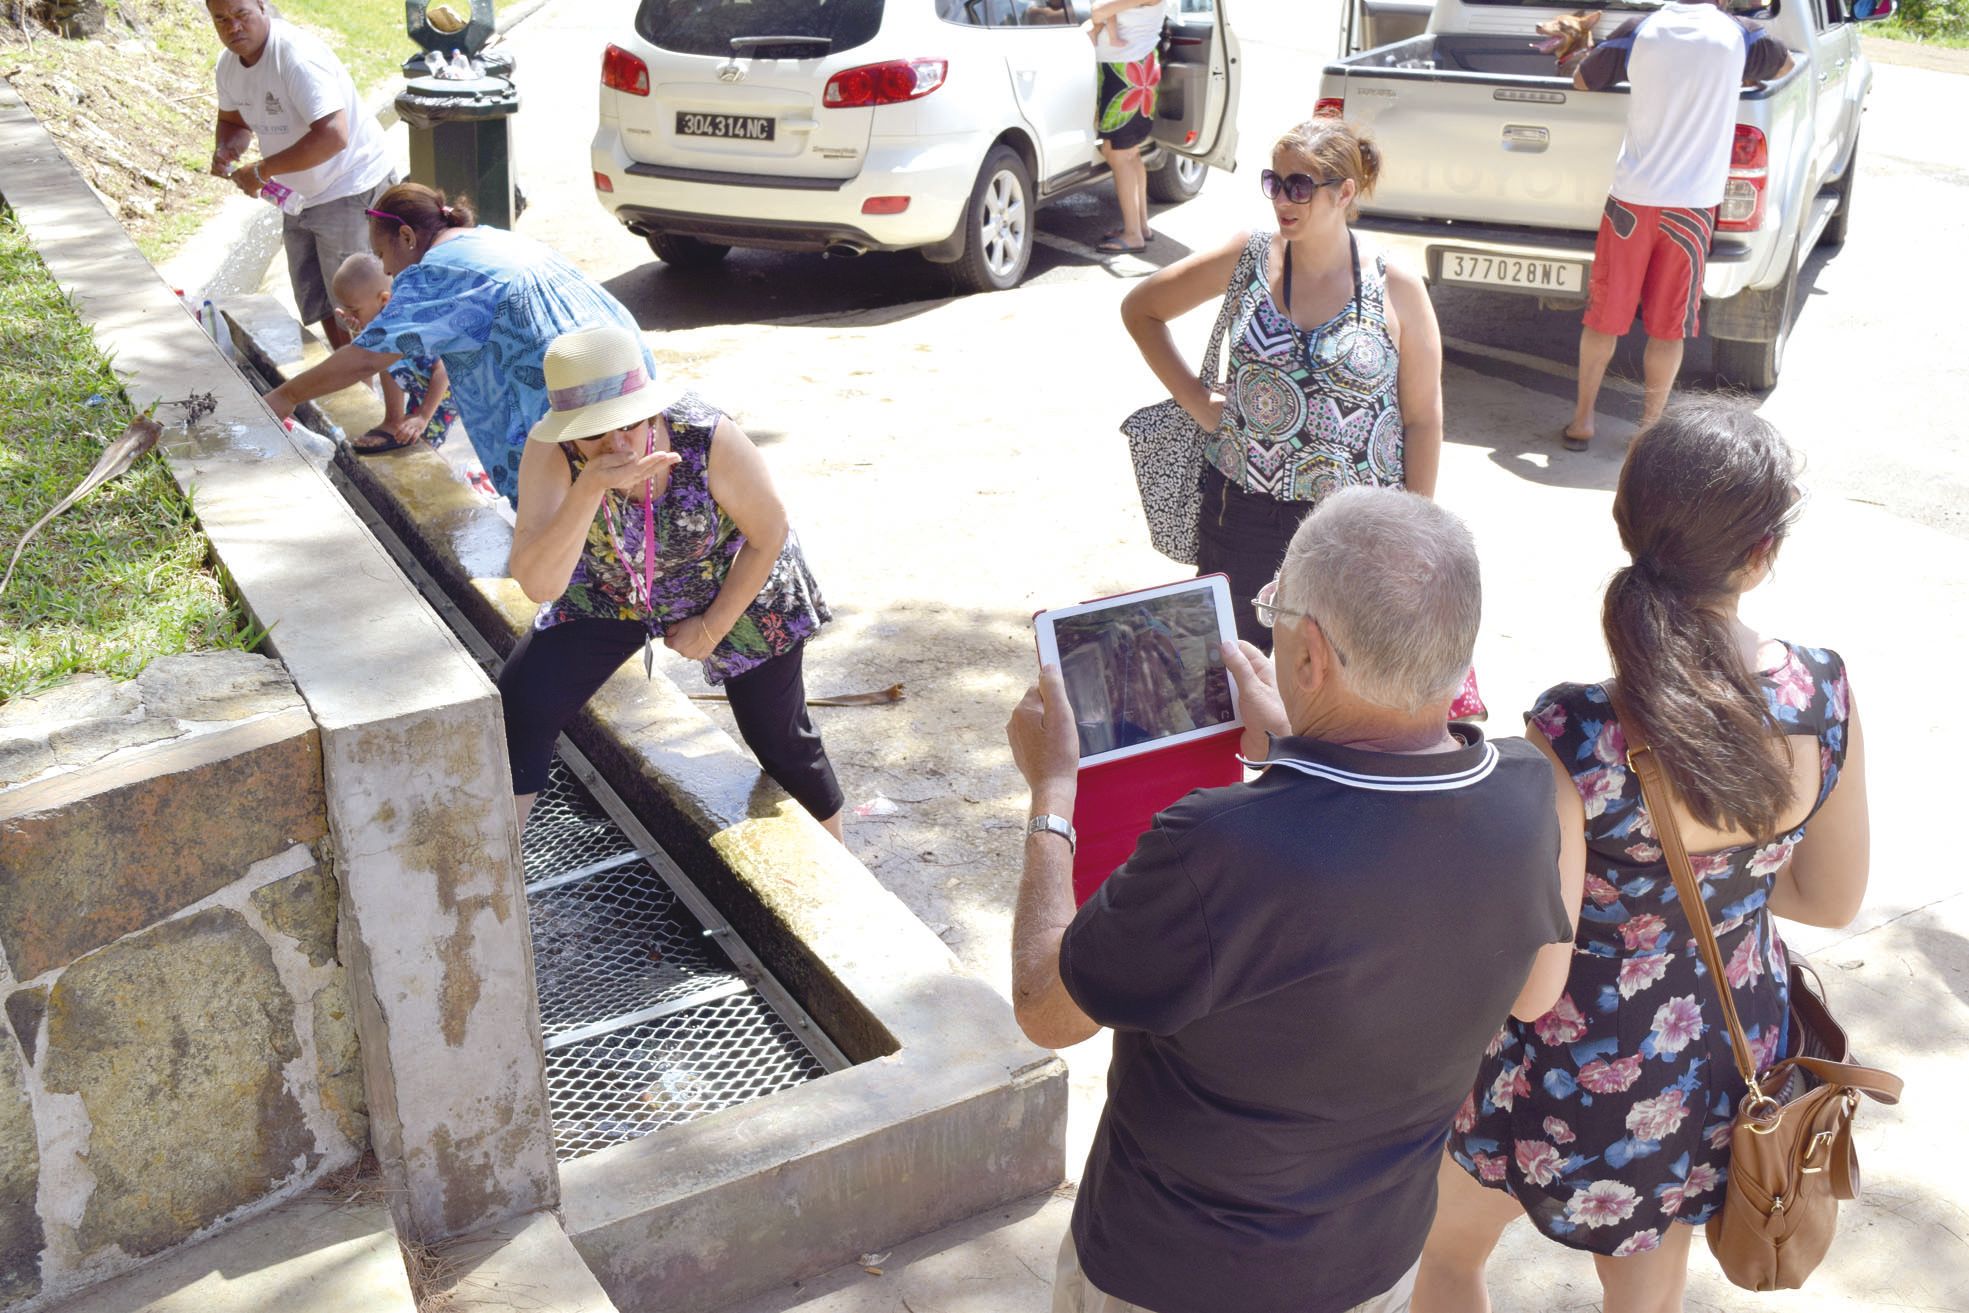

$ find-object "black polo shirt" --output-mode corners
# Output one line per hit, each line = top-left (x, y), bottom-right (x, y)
(1059, 728), (1571, 1313)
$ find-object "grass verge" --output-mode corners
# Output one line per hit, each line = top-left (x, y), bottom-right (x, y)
(1871, 17), (1969, 47)
(0, 206), (252, 704)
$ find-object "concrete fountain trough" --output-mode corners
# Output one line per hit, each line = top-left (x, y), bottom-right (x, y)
(221, 304), (1069, 1312)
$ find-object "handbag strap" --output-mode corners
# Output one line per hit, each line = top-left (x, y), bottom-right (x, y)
(1197, 233), (1264, 391)
(1607, 689), (1765, 1094)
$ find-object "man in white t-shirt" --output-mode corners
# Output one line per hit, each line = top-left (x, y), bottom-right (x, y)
(207, 0), (396, 351)
(1561, 0), (1791, 449)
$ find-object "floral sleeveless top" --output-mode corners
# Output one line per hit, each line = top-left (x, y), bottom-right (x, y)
(1203, 232), (1406, 502)
(1448, 643), (1853, 1257)
(535, 393), (829, 685)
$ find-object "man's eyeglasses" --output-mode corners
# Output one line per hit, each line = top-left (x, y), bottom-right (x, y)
(1260, 169), (1344, 205)
(1251, 582), (1349, 666)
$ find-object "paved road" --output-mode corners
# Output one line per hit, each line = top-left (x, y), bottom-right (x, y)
(410, 3), (1969, 1304)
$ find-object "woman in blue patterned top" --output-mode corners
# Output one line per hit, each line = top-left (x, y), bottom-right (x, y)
(264, 183), (650, 505)
(1415, 402), (1873, 1313)
(1122, 118), (1444, 650)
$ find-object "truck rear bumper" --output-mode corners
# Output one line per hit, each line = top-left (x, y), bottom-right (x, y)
(1354, 214), (1759, 303)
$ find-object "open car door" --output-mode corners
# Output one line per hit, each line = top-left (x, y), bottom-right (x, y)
(1152, 0), (1240, 171)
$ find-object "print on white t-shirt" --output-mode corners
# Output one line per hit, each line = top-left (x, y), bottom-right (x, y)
(1610, 2), (1754, 209)
(215, 19), (394, 207)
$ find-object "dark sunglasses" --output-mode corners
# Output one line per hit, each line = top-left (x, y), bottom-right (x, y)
(1260, 169), (1343, 205)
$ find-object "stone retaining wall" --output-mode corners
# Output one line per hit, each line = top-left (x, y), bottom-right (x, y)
(0, 653), (364, 1312)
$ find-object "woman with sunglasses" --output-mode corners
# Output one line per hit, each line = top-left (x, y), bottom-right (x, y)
(1121, 117), (1444, 650)
(261, 182), (650, 509)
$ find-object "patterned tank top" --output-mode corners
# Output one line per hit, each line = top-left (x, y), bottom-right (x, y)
(534, 393), (828, 685)
(1203, 232), (1406, 503)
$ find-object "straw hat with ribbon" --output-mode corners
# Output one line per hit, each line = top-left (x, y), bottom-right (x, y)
(527, 325), (679, 445)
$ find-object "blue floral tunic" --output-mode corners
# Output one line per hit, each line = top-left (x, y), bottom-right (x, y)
(352, 227), (652, 503)
(534, 394), (828, 686)
(1448, 643), (1852, 1257)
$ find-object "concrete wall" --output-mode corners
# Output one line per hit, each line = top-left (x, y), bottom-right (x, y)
(0, 76), (557, 1253)
(0, 656), (364, 1311)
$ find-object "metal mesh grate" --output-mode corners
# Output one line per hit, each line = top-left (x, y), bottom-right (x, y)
(527, 860), (744, 1044)
(544, 992), (826, 1161)
(523, 760), (638, 880)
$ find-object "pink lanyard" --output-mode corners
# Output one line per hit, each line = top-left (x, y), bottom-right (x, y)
(597, 425), (658, 615)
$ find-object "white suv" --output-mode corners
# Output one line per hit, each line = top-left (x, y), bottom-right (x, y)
(590, 0), (1241, 292)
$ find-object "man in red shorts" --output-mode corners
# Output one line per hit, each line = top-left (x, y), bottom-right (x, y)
(1563, 1), (1791, 449)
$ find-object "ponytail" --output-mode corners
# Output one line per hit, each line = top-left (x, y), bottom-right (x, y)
(1604, 402), (1803, 839)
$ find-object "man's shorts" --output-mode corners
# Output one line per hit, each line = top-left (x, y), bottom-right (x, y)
(1583, 196), (1716, 341)
(283, 174), (396, 327)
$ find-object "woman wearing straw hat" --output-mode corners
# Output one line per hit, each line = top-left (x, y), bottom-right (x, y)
(502, 324), (844, 841)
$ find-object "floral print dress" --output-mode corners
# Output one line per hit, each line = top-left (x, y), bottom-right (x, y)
(1448, 643), (1852, 1257)
(533, 393), (828, 686)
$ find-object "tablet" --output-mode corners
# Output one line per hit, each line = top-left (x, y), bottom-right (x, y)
(1034, 575), (1242, 768)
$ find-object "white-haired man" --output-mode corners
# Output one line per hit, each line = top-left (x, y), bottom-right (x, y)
(1007, 487), (1584, 1313)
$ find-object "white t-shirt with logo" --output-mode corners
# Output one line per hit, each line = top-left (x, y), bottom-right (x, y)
(215, 19), (393, 207)
(1094, 0), (1170, 63)
(1609, 3), (1754, 208)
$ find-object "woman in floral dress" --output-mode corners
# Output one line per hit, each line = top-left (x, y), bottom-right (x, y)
(502, 324), (843, 840)
(1415, 402), (1872, 1312)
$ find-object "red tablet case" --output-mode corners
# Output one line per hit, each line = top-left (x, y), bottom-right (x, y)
(1072, 727), (1244, 904)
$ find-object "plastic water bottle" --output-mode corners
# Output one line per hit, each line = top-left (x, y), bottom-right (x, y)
(259, 178), (306, 216)
(198, 298), (236, 362)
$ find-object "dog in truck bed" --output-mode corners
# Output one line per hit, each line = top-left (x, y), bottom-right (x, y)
(1532, 10), (1602, 64)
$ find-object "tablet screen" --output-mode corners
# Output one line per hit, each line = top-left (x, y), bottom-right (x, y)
(1035, 577), (1240, 766)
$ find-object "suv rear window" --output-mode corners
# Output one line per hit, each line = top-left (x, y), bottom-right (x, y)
(635, 0), (885, 58)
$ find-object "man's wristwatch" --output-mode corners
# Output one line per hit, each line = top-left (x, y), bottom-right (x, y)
(1026, 813), (1076, 854)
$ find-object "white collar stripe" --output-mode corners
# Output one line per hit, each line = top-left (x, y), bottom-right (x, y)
(1243, 742), (1500, 793)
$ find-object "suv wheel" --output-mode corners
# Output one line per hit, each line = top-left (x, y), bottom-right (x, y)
(647, 233), (732, 272)
(1147, 154), (1207, 204)
(950, 146), (1033, 294)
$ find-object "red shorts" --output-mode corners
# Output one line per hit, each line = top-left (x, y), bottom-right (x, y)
(1583, 197), (1716, 341)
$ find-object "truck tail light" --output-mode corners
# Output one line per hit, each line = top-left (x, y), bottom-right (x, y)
(1717, 124), (1768, 231)
(1315, 97), (1345, 119)
(602, 44), (650, 96)
(823, 59), (947, 108)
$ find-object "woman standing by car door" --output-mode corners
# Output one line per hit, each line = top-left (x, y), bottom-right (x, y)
(1120, 117), (1445, 650)
(1089, 0), (1171, 254)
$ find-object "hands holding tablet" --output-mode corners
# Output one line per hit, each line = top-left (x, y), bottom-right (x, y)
(1220, 640), (1291, 761)
(1007, 664), (1081, 805)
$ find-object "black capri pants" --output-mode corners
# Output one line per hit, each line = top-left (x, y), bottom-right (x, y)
(1196, 467), (1316, 654)
(498, 617), (845, 822)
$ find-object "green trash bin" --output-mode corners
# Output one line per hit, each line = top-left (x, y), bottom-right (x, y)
(396, 73), (522, 230)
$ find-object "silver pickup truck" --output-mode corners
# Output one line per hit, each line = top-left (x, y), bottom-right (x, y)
(1319, 0), (1891, 387)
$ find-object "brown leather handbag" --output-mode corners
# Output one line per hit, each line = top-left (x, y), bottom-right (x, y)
(1619, 705), (1903, 1291)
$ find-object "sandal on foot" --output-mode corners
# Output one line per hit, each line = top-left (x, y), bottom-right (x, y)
(1561, 428), (1592, 452)
(351, 426), (418, 454)
(1097, 234), (1149, 255)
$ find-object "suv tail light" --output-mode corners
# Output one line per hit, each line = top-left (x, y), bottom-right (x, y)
(602, 44), (650, 96)
(1717, 124), (1768, 231)
(1315, 97), (1345, 118)
(823, 58), (947, 108)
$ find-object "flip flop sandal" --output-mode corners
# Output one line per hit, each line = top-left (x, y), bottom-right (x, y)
(351, 426), (419, 455)
(1097, 235), (1149, 255)
(1561, 428), (1591, 452)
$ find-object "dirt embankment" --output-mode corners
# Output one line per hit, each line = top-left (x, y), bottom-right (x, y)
(1, 2), (235, 259)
